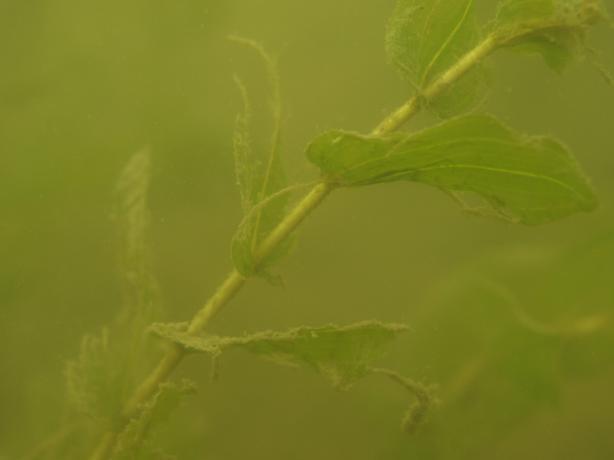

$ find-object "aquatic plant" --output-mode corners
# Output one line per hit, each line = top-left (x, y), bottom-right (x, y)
(33, 1), (611, 458)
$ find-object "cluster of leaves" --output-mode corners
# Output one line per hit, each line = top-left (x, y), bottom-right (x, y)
(60, 147), (432, 458)
(214, 0), (608, 451)
(227, 1), (607, 281)
(306, 0), (606, 228)
(55, 0), (610, 458)
(386, 0), (606, 114)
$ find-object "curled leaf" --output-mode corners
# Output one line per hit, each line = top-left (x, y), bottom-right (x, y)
(370, 367), (437, 435)
(151, 321), (408, 390)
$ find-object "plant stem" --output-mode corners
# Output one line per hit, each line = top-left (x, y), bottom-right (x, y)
(372, 34), (497, 136)
(89, 31), (499, 460)
(89, 183), (333, 460)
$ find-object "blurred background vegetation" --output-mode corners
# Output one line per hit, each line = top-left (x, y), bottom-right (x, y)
(1, 0), (614, 458)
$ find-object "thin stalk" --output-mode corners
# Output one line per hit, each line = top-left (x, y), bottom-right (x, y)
(89, 31), (500, 460)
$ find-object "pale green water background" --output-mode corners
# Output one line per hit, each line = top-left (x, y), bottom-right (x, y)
(2, 1), (614, 459)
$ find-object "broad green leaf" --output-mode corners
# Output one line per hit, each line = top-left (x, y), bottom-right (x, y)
(306, 114), (597, 225)
(386, 0), (487, 116)
(229, 38), (291, 279)
(113, 380), (196, 460)
(492, 0), (606, 72)
(151, 321), (408, 390)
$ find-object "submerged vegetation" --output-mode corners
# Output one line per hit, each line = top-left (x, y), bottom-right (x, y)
(19, 0), (613, 458)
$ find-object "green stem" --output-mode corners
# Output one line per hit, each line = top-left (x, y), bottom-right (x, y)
(89, 30), (500, 460)
(89, 183), (333, 460)
(372, 34), (497, 136)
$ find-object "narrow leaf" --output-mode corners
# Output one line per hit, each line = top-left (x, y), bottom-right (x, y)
(386, 0), (487, 116)
(66, 150), (162, 423)
(306, 114), (597, 225)
(65, 328), (124, 420)
(229, 38), (291, 278)
(113, 148), (161, 340)
(151, 321), (408, 390)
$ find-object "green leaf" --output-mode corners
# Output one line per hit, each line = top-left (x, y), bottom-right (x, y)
(151, 321), (408, 390)
(492, 0), (606, 72)
(229, 38), (291, 278)
(113, 380), (196, 460)
(386, 0), (487, 116)
(306, 114), (597, 225)
(65, 328), (124, 421)
(66, 150), (162, 423)
(231, 76), (257, 215)
(113, 148), (160, 319)
(113, 149), (162, 362)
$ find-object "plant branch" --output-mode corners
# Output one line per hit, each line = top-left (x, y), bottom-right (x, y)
(372, 34), (497, 136)
(89, 30), (503, 460)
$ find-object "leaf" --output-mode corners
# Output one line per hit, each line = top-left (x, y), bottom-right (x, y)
(65, 328), (124, 420)
(113, 380), (196, 460)
(306, 114), (597, 225)
(386, 0), (487, 116)
(492, 0), (606, 72)
(231, 76), (256, 215)
(229, 38), (291, 278)
(151, 321), (408, 390)
(66, 150), (162, 423)
(113, 148), (162, 343)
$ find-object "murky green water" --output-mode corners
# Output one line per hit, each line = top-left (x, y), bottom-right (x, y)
(2, 1), (614, 459)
